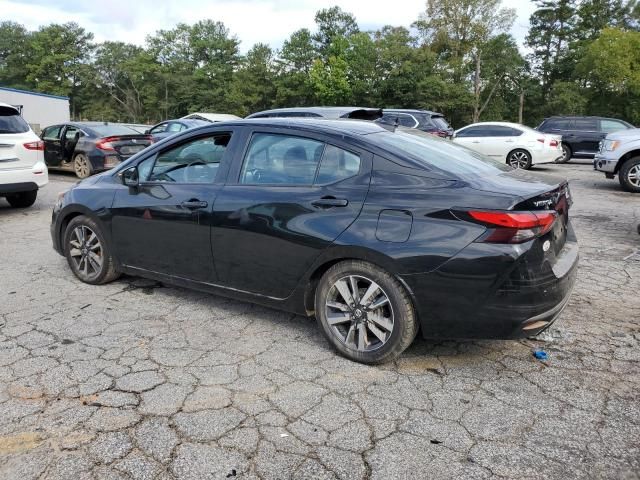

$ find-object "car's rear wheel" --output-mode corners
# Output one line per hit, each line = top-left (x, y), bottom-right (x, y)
(507, 149), (532, 169)
(74, 153), (92, 179)
(5, 190), (37, 208)
(556, 144), (572, 163)
(63, 215), (120, 284)
(619, 157), (640, 193)
(315, 260), (418, 364)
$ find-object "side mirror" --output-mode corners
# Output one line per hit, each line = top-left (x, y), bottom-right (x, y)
(121, 166), (139, 187)
(144, 129), (151, 135)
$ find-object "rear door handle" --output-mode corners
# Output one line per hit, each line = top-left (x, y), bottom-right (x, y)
(312, 197), (348, 208)
(181, 199), (208, 209)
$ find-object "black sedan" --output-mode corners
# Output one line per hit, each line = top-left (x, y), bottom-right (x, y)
(146, 118), (209, 142)
(42, 122), (153, 178)
(51, 119), (578, 364)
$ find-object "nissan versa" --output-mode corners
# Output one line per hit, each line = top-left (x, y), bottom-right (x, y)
(51, 119), (578, 364)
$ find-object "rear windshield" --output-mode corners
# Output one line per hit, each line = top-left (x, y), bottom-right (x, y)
(0, 110), (29, 134)
(89, 125), (140, 136)
(372, 128), (512, 176)
(431, 116), (450, 129)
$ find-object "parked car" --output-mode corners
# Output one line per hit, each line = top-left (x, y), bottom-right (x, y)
(376, 109), (454, 138)
(453, 122), (563, 169)
(593, 128), (640, 192)
(122, 123), (152, 134)
(146, 118), (209, 142)
(246, 106), (383, 120)
(537, 115), (634, 163)
(51, 118), (578, 364)
(41, 122), (153, 179)
(0, 102), (48, 207)
(181, 113), (241, 122)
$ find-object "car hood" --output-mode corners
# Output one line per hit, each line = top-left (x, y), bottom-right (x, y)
(606, 128), (640, 140)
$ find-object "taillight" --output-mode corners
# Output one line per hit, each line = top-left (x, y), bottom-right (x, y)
(549, 139), (559, 147)
(24, 140), (44, 151)
(537, 138), (545, 144)
(465, 210), (557, 244)
(96, 137), (116, 151)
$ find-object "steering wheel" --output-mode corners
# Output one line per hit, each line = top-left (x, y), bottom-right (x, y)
(185, 159), (208, 183)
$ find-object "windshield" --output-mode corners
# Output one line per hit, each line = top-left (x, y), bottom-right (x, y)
(90, 125), (140, 136)
(0, 112), (29, 134)
(371, 128), (512, 176)
(431, 116), (450, 130)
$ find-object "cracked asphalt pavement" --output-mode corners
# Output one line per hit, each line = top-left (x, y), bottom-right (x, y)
(1, 163), (639, 479)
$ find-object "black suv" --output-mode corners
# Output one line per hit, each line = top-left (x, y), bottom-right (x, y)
(377, 109), (454, 138)
(537, 116), (633, 163)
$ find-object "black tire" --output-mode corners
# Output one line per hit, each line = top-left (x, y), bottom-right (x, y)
(63, 215), (120, 284)
(73, 153), (92, 179)
(618, 156), (640, 193)
(556, 143), (572, 163)
(507, 149), (532, 170)
(314, 260), (418, 364)
(5, 190), (37, 208)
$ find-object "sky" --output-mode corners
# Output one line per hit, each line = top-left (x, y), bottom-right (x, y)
(1, 0), (537, 53)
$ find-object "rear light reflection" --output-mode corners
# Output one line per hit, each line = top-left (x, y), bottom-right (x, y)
(465, 210), (557, 244)
(23, 140), (44, 151)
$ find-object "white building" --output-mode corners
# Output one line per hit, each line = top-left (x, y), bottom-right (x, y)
(0, 86), (70, 133)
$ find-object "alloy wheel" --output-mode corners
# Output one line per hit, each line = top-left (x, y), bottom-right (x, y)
(74, 155), (91, 178)
(627, 165), (640, 187)
(68, 225), (103, 280)
(324, 275), (394, 352)
(508, 151), (530, 169)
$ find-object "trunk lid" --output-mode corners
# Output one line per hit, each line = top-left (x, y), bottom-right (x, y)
(100, 135), (152, 159)
(0, 132), (42, 171)
(467, 169), (572, 253)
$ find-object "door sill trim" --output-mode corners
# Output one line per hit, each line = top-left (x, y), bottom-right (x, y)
(121, 264), (287, 301)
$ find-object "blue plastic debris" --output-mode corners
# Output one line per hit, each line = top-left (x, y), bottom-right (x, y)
(533, 350), (548, 361)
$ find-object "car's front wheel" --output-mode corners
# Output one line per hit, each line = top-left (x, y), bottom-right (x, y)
(74, 153), (92, 179)
(315, 260), (418, 364)
(619, 157), (640, 193)
(507, 149), (532, 169)
(63, 215), (120, 284)
(5, 190), (37, 208)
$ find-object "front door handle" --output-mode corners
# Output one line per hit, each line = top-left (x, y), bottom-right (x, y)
(181, 199), (208, 209)
(312, 197), (348, 208)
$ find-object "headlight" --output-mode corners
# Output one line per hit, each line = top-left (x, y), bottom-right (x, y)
(603, 140), (620, 151)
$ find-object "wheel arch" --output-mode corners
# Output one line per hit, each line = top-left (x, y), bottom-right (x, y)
(506, 147), (531, 160)
(56, 205), (109, 254)
(301, 246), (417, 316)
(614, 150), (640, 174)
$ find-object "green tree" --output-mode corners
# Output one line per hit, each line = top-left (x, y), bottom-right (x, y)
(26, 23), (94, 117)
(228, 43), (277, 116)
(313, 6), (359, 56)
(274, 29), (317, 107)
(0, 21), (31, 89)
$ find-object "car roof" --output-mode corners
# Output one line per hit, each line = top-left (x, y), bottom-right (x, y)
(461, 121), (524, 128)
(383, 108), (441, 116)
(0, 102), (19, 113)
(181, 113), (241, 122)
(246, 106), (381, 119)
(211, 117), (386, 135)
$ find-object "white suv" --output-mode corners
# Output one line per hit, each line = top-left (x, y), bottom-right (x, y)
(0, 103), (48, 207)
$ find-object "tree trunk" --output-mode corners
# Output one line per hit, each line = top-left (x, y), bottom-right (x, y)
(518, 91), (524, 124)
(473, 51), (481, 123)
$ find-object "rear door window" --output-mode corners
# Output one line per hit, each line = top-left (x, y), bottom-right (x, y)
(240, 133), (324, 185)
(0, 108), (29, 134)
(573, 119), (598, 131)
(315, 145), (361, 184)
(486, 126), (515, 137)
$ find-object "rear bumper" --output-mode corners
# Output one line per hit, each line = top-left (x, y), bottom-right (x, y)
(532, 149), (563, 165)
(0, 161), (48, 194)
(402, 229), (579, 340)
